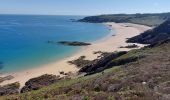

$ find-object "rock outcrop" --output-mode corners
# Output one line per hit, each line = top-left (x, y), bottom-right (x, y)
(79, 51), (127, 74)
(21, 74), (60, 93)
(127, 19), (170, 44)
(0, 82), (20, 96)
(68, 56), (92, 68)
(0, 75), (14, 83)
(120, 44), (139, 48)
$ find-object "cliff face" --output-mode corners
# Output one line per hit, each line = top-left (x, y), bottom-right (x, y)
(127, 19), (170, 44)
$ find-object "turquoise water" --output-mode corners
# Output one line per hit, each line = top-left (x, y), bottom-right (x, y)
(0, 15), (110, 73)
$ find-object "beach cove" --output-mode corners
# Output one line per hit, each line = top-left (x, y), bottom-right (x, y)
(0, 22), (151, 87)
(0, 15), (110, 73)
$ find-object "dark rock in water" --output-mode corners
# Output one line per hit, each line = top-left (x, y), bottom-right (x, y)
(47, 40), (91, 46)
(0, 82), (20, 96)
(70, 19), (77, 22)
(127, 19), (170, 44)
(79, 51), (127, 74)
(47, 40), (59, 44)
(58, 41), (91, 46)
(70, 19), (75, 20)
(21, 74), (60, 93)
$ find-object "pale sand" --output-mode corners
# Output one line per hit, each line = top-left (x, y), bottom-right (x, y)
(0, 22), (151, 87)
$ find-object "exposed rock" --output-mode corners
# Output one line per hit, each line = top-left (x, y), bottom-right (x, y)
(58, 41), (91, 46)
(148, 38), (170, 48)
(48, 41), (91, 46)
(105, 55), (144, 68)
(59, 71), (65, 75)
(64, 71), (74, 76)
(120, 44), (139, 48)
(79, 51), (127, 74)
(93, 51), (113, 58)
(70, 19), (76, 21)
(21, 74), (60, 93)
(0, 82), (20, 96)
(79, 50), (144, 75)
(0, 75), (14, 83)
(127, 19), (170, 44)
(68, 56), (92, 68)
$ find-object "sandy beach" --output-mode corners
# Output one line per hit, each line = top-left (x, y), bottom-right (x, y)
(0, 22), (151, 87)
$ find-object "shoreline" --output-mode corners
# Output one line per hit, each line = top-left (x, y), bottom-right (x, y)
(0, 22), (151, 87)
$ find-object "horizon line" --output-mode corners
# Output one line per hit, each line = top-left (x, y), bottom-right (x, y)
(0, 12), (170, 16)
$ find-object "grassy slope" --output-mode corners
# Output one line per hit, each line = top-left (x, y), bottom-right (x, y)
(2, 41), (170, 100)
(127, 19), (170, 44)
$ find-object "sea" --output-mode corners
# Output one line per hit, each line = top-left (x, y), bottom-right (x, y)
(0, 15), (111, 73)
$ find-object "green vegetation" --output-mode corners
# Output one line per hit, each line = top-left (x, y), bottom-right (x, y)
(2, 38), (170, 100)
(127, 19), (170, 44)
(79, 13), (170, 26)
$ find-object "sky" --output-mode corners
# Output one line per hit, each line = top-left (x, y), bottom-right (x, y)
(0, 0), (169, 15)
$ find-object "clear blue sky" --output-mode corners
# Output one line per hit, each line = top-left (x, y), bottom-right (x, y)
(0, 0), (170, 15)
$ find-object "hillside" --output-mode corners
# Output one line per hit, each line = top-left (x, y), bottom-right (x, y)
(127, 19), (170, 44)
(79, 13), (170, 26)
(1, 38), (170, 100)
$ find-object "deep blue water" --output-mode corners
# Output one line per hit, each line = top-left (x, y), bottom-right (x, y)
(0, 15), (110, 73)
